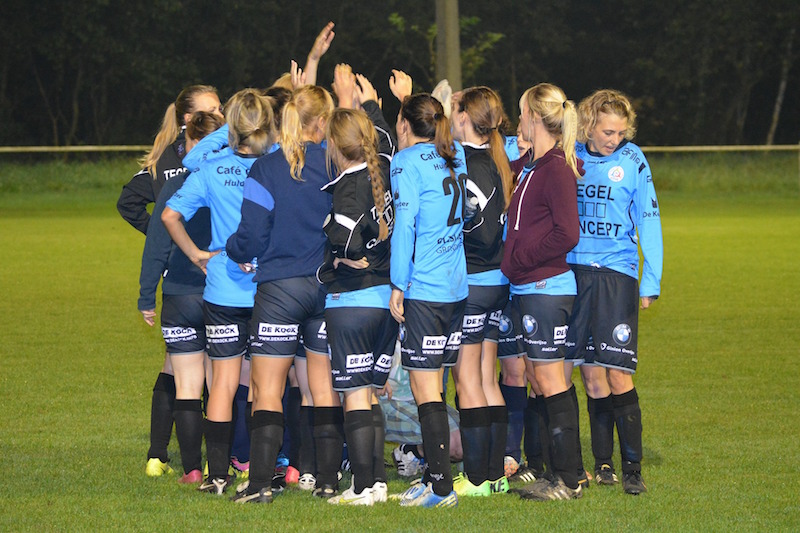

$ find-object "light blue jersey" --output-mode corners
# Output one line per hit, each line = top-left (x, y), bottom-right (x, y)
(503, 135), (521, 162)
(182, 124), (279, 172)
(567, 141), (663, 297)
(167, 151), (258, 307)
(390, 142), (469, 303)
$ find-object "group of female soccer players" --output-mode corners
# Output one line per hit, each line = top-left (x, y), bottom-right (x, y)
(121, 21), (662, 508)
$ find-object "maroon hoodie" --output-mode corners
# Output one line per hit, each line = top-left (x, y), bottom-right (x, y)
(501, 147), (582, 285)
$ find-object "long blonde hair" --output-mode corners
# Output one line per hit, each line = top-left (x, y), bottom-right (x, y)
(224, 89), (275, 155)
(326, 108), (389, 241)
(281, 86), (334, 181)
(577, 89), (637, 143)
(521, 83), (580, 179)
(140, 85), (218, 176)
(458, 86), (514, 210)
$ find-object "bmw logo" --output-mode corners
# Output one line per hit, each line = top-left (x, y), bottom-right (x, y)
(398, 324), (406, 342)
(522, 315), (538, 336)
(613, 324), (632, 346)
(498, 314), (512, 335)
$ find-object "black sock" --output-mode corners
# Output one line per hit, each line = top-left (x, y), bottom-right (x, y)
(419, 401), (452, 496)
(230, 385), (250, 463)
(487, 405), (508, 481)
(147, 373), (175, 462)
(313, 406), (344, 487)
(568, 384), (586, 480)
(523, 396), (544, 473)
(587, 394), (615, 470)
(372, 404), (387, 483)
(459, 406), (490, 484)
(613, 388), (643, 473)
(204, 419), (232, 479)
(401, 443), (424, 459)
(173, 399), (203, 474)
(344, 409), (374, 493)
(500, 383), (526, 462)
(298, 406), (316, 475)
(286, 387), (302, 467)
(545, 390), (581, 489)
(248, 410), (284, 492)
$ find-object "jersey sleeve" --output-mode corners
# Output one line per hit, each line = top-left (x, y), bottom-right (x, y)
(324, 177), (367, 260)
(632, 154), (663, 297)
(166, 170), (207, 222)
(226, 175), (275, 264)
(137, 177), (184, 310)
(463, 154), (498, 239)
(389, 154), (419, 291)
(117, 170), (156, 234)
(182, 124), (230, 172)
(362, 100), (396, 160)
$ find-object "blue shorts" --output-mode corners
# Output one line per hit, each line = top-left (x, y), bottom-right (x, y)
(565, 265), (640, 373)
(203, 301), (252, 360)
(161, 293), (206, 355)
(400, 299), (466, 370)
(250, 276), (327, 357)
(461, 284), (509, 345)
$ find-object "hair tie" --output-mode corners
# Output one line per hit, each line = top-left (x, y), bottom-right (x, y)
(562, 100), (567, 109)
(433, 112), (442, 120)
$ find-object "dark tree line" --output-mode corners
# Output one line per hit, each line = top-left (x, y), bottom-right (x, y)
(2, 0), (798, 147)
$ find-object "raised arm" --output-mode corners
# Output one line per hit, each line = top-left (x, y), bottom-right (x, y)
(303, 21), (335, 86)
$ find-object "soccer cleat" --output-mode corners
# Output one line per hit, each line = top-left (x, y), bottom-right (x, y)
(203, 462), (235, 479)
(285, 465), (300, 484)
(372, 481), (388, 503)
(452, 472), (491, 497)
(577, 470), (590, 489)
(622, 471), (647, 495)
(298, 473), (316, 491)
(231, 482), (273, 504)
(389, 479), (426, 502)
(595, 464), (619, 486)
(231, 458), (249, 480)
(271, 472), (287, 495)
(178, 469), (202, 484)
(504, 455), (520, 477)
(400, 483), (458, 508)
(312, 483), (338, 499)
(518, 477), (582, 501)
(393, 446), (424, 477)
(489, 476), (510, 494)
(146, 458), (174, 477)
(197, 477), (230, 495)
(508, 463), (542, 484)
(328, 483), (374, 506)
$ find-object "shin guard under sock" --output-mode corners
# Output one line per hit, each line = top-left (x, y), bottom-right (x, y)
(372, 404), (387, 482)
(459, 406), (491, 484)
(286, 387), (302, 467)
(613, 388), (643, 473)
(344, 409), (375, 493)
(568, 384), (586, 479)
(148, 373), (175, 461)
(230, 384), (250, 462)
(248, 410), (284, 492)
(173, 399), (203, 474)
(313, 406), (344, 487)
(545, 390), (581, 489)
(587, 394), (615, 470)
(419, 401), (452, 496)
(298, 406), (316, 475)
(487, 405), (508, 480)
(523, 396), (544, 473)
(204, 419), (232, 479)
(500, 383), (526, 462)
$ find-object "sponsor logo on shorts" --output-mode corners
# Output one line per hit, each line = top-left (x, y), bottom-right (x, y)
(318, 321), (327, 340)
(488, 310), (502, 327)
(608, 166), (624, 182)
(613, 323), (632, 346)
(162, 326), (198, 343)
(375, 353), (392, 373)
(522, 315), (538, 336)
(206, 324), (239, 342)
(498, 314), (513, 335)
(535, 280), (547, 290)
(422, 335), (447, 355)
(346, 353), (374, 373)
(446, 331), (462, 351)
(600, 342), (635, 356)
(553, 325), (568, 345)
(462, 313), (486, 333)
(398, 324), (406, 342)
(257, 323), (298, 341)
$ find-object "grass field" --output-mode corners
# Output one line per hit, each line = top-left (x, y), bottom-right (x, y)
(1, 154), (799, 531)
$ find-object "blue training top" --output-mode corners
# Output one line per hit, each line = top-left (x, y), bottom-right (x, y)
(390, 141), (469, 303)
(166, 150), (258, 307)
(567, 140), (663, 297)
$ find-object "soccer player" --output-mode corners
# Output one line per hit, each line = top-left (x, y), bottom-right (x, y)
(162, 88), (274, 495)
(137, 111), (224, 484)
(563, 89), (663, 495)
(448, 86), (514, 497)
(118, 85), (223, 477)
(501, 83), (584, 501)
(316, 66), (397, 505)
(224, 85), (337, 504)
(389, 71), (468, 509)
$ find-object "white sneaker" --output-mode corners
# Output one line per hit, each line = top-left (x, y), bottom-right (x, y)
(328, 483), (374, 506)
(298, 473), (316, 491)
(372, 481), (388, 503)
(392, 446), (424, 477)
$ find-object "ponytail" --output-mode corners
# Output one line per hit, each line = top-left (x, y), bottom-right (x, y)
(140, 103), (180, 177)
(561, 100), (580, 179)
(281, 86), (334, 182)
(433, 111), (458, 181)
(363, 137), (389, 241)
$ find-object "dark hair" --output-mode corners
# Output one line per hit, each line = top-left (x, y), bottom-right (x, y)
(185, 110), (225, 142)
(400, 93), (458, 177)
(263, 86), (293, 130)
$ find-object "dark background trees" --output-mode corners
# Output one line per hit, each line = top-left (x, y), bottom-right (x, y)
(2, 0), (798, 147)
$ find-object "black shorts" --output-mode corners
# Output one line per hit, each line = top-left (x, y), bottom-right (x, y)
(564, 266), (639, 373)
(461, 284), (509, 345)
(512, 293), (573, 362)
(400, 298), (466, 371)
(326, 307), (398, 391)
(161, 293), (206, 355)
(203, 301), (252, 360)
(250, 277), (327, 357)
(497, 299), (524, 359)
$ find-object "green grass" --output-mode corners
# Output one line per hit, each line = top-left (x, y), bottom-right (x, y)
(1, 156), (799, 531)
